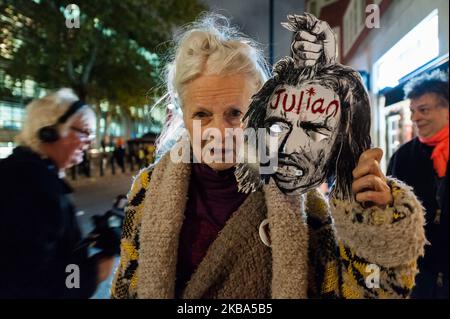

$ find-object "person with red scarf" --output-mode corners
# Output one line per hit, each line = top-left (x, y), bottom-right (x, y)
(388, 70), (449, 299)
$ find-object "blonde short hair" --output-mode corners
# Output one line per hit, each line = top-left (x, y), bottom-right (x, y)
(15, 88), (95, 154)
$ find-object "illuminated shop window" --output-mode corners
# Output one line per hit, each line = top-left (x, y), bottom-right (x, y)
(374, 9), (439, 92)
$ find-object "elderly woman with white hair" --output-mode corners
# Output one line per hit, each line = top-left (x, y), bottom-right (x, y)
(112, 14), (426, 299)
(0, 88), (114, 298)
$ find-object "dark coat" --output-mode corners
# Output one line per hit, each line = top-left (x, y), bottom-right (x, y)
(388, 137), (449, 299)
(0, 147), (98, 298)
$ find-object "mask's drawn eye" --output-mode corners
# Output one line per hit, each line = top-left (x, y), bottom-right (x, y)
(310, 131), (329, 142)
(300, 121), (331, 140)
(270, 123), (283, 134)
(268, 122), (290, 137)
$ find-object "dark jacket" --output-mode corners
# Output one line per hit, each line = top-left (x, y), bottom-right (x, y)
(388, 137), (449, 299)
(0, 147), (98, 298)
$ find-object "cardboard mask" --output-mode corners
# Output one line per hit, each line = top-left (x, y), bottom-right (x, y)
(235, 13), (371, 199)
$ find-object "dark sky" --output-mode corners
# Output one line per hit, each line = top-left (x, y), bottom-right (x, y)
(202, 0), (305, 65)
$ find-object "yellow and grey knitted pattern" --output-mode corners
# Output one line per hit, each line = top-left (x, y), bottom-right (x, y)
(325, 178), (425, 298)
(111, 164), (425, 299)
(111, 167), (152, 299)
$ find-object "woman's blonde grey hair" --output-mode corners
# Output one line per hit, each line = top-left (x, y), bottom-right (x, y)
(155, 13), (271, 159)
(15, 88), (95, 154)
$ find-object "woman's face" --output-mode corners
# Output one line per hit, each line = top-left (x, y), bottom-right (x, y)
(264, 83), (341, 194)
(183, 73), (257, 171)
(42, 112), (96, 170)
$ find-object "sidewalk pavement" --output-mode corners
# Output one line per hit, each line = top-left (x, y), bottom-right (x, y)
(70, 170), (138, 299)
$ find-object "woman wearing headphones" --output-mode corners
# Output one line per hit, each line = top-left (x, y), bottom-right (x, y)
(0, 88), (114, 298)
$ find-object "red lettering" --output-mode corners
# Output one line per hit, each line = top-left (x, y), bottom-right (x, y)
(270, 89), (286, 109)
(311, 98), (325, 114)
(296, 91), (304, 114)
(269, 87), (340, 118)
(326, 100), (340, 117)
(282, 93), (296, 112)
(306, 95), (312, 111)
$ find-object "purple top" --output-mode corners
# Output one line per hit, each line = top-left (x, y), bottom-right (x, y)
(175, 163), (249, 297)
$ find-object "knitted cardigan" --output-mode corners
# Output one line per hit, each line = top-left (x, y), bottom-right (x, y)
(111, 151), (426, 299)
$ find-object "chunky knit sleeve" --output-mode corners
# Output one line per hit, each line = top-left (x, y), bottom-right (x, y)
(306, 178), (427, 298)
(111, 167), (152, 299)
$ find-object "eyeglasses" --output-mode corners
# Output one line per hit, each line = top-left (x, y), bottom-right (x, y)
(70, 126), (95, 140)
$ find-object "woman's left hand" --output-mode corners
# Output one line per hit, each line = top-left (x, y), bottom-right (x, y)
(352, 148), (393, 208)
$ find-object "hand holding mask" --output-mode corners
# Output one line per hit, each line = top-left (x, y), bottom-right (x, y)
(236, 13), (372, 200)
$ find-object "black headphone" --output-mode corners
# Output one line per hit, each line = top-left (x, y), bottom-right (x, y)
(38, 100), (87, 143)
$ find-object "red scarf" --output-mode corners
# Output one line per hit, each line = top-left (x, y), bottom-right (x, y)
(419, 125), (449, 177)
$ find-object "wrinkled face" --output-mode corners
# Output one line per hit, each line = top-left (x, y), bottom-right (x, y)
(46, 113), (96, 170)
(183, 73), (257, 171)
(410, 93), (449, 138)
(264, 83), (341, 194)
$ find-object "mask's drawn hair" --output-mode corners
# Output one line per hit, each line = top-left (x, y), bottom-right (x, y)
(154, 13), (270, 161)
(243, 58), (372, 200)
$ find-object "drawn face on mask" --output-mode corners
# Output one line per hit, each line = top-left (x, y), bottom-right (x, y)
(263, 83), (341, 194)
